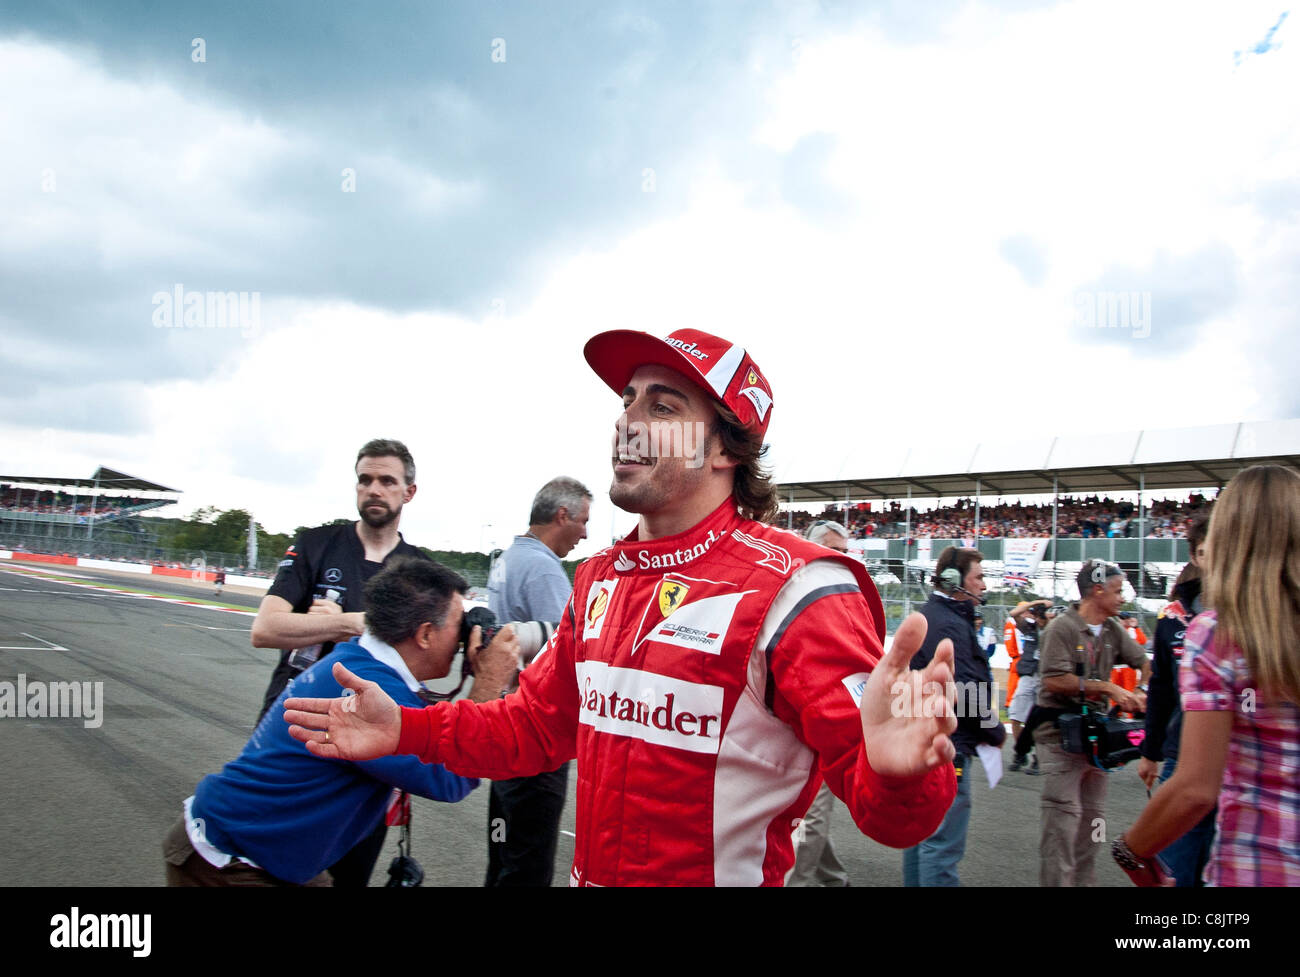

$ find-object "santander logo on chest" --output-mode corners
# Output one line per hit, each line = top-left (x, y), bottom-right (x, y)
(612, 528), (721, 574)
(575, 571), (755, 755)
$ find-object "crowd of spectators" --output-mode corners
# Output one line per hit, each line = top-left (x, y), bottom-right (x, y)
(780, 493), (1214, 540)
(1, 488), (155, 518)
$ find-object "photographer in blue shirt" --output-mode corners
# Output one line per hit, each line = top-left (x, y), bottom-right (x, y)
(164, 557), (519, 886)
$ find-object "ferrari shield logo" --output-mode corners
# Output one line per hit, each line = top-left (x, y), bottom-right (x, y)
(658, 579), (689, 618)
(587, 588), (610, 627)
(747, 368), (759, 386)
(583, 579), (618, 640)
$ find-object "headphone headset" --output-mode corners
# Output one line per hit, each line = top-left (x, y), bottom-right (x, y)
(938, 567), (962, 593)
(937, 557), (988, 605)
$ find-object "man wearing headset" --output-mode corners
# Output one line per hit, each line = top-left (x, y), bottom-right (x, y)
(1035, 559), (1150, 886)
(902, 546), (1006, 886)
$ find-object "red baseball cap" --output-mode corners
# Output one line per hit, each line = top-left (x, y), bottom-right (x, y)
(583, 328), (774, 437)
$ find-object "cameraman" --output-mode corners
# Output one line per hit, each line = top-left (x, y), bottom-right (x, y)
(163, 557), (519, 886)
(1034, 559), (1150, 886)
(902, 546), (1006, 886)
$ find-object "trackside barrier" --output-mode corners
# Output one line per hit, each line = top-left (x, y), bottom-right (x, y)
(0, 553), (271, 592)
(77, 558), (153, 575)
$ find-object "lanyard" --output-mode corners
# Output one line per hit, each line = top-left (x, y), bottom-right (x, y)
(1078, 630), (1102, 676)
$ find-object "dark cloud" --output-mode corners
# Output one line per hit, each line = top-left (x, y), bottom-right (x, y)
(2, 1), (804, 430)
(0, 382), (150, 436)
(0, 0), (1167, 441)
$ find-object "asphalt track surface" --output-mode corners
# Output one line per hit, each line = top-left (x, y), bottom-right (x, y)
(0, 559), (1151, 887)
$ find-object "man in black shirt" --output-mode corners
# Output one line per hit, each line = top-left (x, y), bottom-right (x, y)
(901, 546), (1005, 886)
(250, 437), (428, 885)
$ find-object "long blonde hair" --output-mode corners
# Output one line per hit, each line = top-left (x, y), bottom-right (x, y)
(1204, 464), (1300, 704)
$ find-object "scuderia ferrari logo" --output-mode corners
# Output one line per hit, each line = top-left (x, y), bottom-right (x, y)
(658, 580), (689, 618)
(739, 382), (772, 422)
(634, 575), (757, 656)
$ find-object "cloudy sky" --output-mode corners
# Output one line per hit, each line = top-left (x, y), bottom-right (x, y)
(1, 1), (1296, 555)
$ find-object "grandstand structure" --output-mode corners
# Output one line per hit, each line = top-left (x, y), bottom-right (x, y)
(774, 418), (1300, 623)
(0, 466), (180, 557)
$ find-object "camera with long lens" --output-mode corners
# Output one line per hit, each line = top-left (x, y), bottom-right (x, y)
(418, 607), (553, 702)
(459, 607), (552, 665)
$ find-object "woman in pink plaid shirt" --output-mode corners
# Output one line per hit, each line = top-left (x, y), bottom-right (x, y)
(1115, 464), (1300, 886)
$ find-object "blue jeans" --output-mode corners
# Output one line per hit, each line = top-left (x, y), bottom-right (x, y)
(1156, 757), (1216, 887)
(902, 755), (971, 886)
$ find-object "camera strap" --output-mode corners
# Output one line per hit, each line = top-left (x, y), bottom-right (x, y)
(385, 788), (411, 827)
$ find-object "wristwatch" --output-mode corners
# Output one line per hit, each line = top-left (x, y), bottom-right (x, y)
(1112, 834), (1168, 886)
(1111, 835), (1148, 872)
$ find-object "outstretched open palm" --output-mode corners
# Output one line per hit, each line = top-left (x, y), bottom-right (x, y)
(861, 613), (957, 778)
(284, 662), (402, 761)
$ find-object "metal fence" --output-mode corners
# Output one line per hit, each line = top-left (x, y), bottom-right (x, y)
(873, 561), (1167, 636)
(856, 536), (1189, 563)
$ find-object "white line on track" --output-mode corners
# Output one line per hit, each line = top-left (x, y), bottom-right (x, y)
(0, 631), (69, 651)
(162, 623), (252, 631)
(0, 561), (96, 578)
(0, 567), (256, 617)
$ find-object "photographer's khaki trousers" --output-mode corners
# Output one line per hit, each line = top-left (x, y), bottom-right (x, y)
(1036, 727), (1108, 886)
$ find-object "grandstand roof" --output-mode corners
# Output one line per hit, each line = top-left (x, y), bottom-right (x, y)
(775, 418), (1300, 503)
(0, 466), (180, 494)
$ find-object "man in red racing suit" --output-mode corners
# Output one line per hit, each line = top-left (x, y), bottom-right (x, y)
(287, 328), (958, 885)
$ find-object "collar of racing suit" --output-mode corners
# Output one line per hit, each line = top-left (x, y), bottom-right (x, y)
(607, 500), (741, 575)
(604, 499), (886, 642)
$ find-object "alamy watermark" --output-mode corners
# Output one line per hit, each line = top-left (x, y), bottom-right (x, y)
(0, 674), (104, 728)
(890, 678), (1001, 728)
(152, 283), (260, 338)
(615, 418), (710, 469)
(1071, 290), (1151, 339)
(50, 907), (150, 957)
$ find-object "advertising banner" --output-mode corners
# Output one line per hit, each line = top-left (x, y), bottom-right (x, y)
(1003, 538), (1050, 588)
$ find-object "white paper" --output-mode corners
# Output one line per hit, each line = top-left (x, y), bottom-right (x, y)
(976, 743), (1003, 789)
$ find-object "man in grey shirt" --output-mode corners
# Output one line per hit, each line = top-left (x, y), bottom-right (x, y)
(484, 476), (591, 885)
